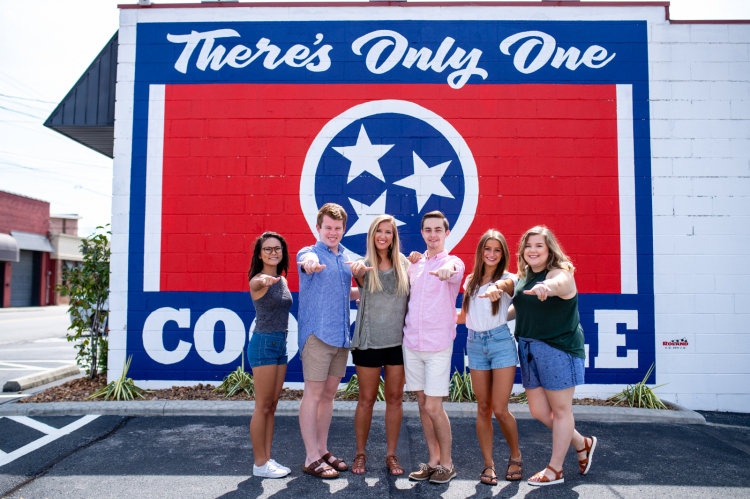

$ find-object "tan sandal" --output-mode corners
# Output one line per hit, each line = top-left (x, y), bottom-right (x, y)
(480, 466), (497, 485)
(528, 465), (563, 486)
(302, 458), (339, 479)
(385, 454), (404, 475)
(321, 452), (348, 472)
(352, 453), (366, 474)
(506, 458), (523, 481)
(576, 436), (597, 475)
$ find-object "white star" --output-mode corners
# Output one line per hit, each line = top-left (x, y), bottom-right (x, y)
(333, 125), (394, 183)
(393, 151), (455, 212)
(346, 190), (406, 237)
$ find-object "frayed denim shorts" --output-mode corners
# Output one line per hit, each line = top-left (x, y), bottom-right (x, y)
(518, 337), (585, 390)
(466, 324), (519, 371)
(247, 331), (288, 368)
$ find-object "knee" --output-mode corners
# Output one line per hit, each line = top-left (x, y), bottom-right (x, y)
(551, 406), (571, 420)
(385, 393), (402, 407)
(256, 400), (275, 417)
(493, 405), (514, 423)
(423, 399), (442, 419)
(528, 405), (549, 422)
(358, 393), (377, 410)
(477, 401), (493, 419)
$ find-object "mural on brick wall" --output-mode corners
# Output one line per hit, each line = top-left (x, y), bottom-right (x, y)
(124, 16), (654, 385)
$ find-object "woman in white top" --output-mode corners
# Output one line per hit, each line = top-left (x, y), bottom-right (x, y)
(457, 230), (522, 485)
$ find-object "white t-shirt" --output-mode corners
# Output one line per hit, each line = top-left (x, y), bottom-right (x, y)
(464, 273), (518, 333)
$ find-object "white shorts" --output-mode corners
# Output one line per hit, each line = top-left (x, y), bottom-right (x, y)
(403, 344), (453, 397)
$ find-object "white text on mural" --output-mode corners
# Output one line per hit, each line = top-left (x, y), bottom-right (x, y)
(167, 29), (333, 74)
(500, 31), (616, 74)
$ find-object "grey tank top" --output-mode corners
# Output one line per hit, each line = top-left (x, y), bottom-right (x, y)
(351, 255), (409, 350)
(251, 276), (293, 334)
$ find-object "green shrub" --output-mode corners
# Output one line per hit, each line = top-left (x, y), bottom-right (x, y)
(448, 365), (476, 403)
(339, 374), (385, 401)
(89, 356), (150, 401)
(214, 356), (254, 397)
(607, 363), (667, 409)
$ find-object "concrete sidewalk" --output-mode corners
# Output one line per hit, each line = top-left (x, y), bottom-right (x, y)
(0, 400), (706, 424)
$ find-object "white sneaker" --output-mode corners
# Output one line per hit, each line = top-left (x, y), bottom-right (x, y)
(253, 461), (289, 478)
(269, 459), (291, 473)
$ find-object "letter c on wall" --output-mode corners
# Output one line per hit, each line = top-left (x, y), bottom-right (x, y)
(194, 308), (246, 365)
(143, 307), (192, 365)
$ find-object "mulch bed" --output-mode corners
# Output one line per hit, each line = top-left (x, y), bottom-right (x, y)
(18, 376), (670, 409)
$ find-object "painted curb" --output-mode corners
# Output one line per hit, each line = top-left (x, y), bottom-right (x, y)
(0, 400), (706, 424)
(2, 365), (81, 393)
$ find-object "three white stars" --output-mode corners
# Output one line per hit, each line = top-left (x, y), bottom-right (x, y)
(333, 123), (455, 236)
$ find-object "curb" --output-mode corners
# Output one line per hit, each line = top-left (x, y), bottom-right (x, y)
(3, 365), (81, 392)
(0, 400), (706, 424)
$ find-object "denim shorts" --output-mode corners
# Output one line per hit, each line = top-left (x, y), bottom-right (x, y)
(247, 331), (288, 368)
(467, 324), (519, 371)
(518, 337), (585, 390)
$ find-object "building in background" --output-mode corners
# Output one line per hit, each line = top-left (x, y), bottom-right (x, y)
(43, 2), (750, 412)
(0, 190), (83, 308)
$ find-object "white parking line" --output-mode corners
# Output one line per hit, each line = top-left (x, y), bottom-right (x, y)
(0, 415), (100, 467)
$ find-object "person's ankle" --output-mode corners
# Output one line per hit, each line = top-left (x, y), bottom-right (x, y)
(254, 460), (268, 468)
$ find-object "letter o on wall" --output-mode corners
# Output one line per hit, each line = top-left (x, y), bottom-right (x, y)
(143, 307), (192, 365)
(194, 308), (246, 365)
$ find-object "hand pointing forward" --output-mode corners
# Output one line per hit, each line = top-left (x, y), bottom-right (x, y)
(478, 284), (502, 302)
(253, 274), (280, 287)
(300, 259), (326, 274)
(345, 261), (373, 277)
(429, 266), (458, 281)
(523, 282), (551, 301)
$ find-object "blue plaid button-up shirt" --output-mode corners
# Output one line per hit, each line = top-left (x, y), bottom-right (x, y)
(297, 242), (353, 352)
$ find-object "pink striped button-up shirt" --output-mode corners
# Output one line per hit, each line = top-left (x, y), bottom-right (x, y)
(403, 250), (466, 352)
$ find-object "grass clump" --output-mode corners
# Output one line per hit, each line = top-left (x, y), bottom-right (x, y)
(214, 357), (254, 398)
(607, 363), (668, 409)
(448, 365), (476, 403)
(88, 356), (151, 401)
(510, 391), (528, 404)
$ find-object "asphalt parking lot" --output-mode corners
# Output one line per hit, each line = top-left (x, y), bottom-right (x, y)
(0, 413), (748, 499)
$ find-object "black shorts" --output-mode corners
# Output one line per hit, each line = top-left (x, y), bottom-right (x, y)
(351, 345), (404, 368)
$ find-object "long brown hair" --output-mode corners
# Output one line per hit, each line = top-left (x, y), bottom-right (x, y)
(363, 215), (409, 296)
(461, 230), (510, 317)
(248, 232), (289, 281)
(516, 225), (574, 279)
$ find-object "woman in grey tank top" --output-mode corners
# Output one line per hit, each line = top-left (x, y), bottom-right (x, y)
(347, 215), (420, 476)
(247, 232), (293, 478)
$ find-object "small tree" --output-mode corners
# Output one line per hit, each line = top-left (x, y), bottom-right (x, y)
(57, 226), (110, 378)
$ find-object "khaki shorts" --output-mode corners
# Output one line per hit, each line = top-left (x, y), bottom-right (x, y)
(403, 344), (453, 397)
(301, 334), (349, 382)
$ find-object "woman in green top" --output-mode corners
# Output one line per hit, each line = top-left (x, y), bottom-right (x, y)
(509, 226), (597, 487)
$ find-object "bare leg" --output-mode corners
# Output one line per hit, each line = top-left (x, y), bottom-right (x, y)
(423, 395), (453, 468)
(526, 387), (586, 480)
(470, 369), (496, 483)
(317, 375), (346, 470)
(250, 364), (282, 466)
(264, 364), (287, 462)
(415, 391), (440, 467)
(492, 367), (522, 478)
(383, 364), (405, 460)
(354, 366), (381, 471)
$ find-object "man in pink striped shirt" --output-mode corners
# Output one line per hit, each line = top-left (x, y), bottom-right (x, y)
(403, 211), (465, 484)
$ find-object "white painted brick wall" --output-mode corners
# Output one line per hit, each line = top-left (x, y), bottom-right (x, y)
(650, 22), (750, 413)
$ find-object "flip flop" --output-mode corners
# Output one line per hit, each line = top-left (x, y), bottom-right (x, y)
(302, 458), (339, 479)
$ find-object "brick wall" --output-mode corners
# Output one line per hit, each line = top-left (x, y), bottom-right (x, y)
(0, 191), (50, 236)
(649, 23), (750, 412)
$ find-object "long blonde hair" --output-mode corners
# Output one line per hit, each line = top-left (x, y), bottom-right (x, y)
(461, 230), (510, 317)
(363, 215), (410, 296)
(516, 225), (575, 279)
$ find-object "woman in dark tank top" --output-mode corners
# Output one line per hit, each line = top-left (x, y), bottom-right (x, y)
(247, 232), (293, 478)
(508, 226), (597, 486)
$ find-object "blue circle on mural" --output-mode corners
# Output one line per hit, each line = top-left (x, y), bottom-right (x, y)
(314, 113), (465, 256)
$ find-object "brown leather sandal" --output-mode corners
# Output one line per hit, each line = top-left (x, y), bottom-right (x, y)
(322, 452), (348, 472)
(528, 465), (563, 486)
(385, 454), (404, 475)
(480, 466), (497, 485)
(576, 436), (597, 475)
(352, 453), (367, 474)
(302, 458), (339, 479)
(506, 458), (523, 481)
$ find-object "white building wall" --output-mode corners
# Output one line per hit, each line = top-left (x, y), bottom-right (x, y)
(650, 22), (750, 413)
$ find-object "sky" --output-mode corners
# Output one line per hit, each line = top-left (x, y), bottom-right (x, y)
(1, 0), (749, 236)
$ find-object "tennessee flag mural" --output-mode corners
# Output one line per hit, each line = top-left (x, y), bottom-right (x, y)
(120, 12), (654, 388)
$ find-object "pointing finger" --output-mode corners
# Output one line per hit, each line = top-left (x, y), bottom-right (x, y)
(523, 290), (536, 295)
(477, 293), (488, 298)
